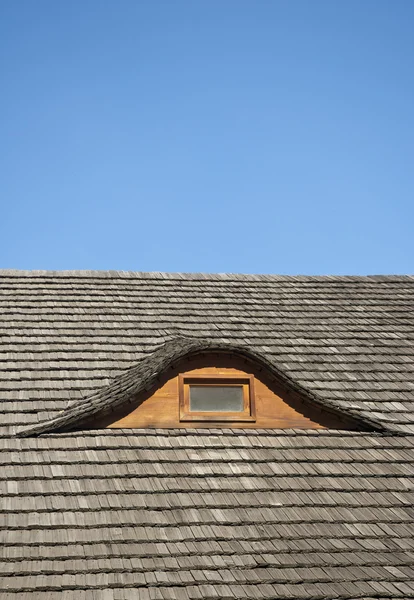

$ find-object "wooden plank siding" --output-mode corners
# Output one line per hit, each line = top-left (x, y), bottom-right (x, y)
(98, 354), (348, 429)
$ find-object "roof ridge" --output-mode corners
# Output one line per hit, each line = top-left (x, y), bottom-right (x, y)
(0, 269), (413, 282)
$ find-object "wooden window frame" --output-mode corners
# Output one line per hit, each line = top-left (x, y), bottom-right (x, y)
(179, 374), (256, 422)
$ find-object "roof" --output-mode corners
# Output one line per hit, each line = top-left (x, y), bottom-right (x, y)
(1, 270), (414, 598)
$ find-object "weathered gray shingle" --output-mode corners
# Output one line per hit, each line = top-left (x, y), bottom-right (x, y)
(1, 270), (414, 598)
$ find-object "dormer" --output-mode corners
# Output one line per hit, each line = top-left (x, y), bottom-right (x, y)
(18, 337), (384, 436)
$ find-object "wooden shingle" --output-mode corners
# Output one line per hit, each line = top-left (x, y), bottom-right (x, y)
(1, 271), (414, 598)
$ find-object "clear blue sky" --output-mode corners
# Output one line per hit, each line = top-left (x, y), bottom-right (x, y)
(1, 1), (413, 275)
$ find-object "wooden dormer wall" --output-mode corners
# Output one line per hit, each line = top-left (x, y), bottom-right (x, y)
(96, 354), (351, 430)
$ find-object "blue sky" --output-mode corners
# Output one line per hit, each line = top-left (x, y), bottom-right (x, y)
(1, 0), (413, 275)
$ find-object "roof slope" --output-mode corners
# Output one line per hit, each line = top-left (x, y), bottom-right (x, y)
(1, 270), (414, 599)
(0, 430), (414, 600)
(2, 429), (414, 599)
(1, 270), (414, 435)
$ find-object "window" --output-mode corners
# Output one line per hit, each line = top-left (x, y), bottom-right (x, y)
(179, 375), (256, 422)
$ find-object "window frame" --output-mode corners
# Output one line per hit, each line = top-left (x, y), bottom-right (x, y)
(179, 374), (256, 422)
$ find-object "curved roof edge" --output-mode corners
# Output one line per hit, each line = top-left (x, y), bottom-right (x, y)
(17, 336), (389, 437)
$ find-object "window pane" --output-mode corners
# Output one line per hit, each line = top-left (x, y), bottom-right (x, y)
(189, 385), (244, 412)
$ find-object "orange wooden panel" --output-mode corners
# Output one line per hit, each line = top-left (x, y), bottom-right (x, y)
(100, 356), (346, 429)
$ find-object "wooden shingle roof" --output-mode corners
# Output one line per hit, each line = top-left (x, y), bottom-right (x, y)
(1, 270), (414, 598)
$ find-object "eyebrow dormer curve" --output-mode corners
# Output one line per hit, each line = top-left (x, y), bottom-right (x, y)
(17, 336), (387, 437)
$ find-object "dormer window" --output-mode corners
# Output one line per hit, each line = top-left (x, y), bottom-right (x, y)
(179, 374), (256, 422)
(38, 347), (368, 434)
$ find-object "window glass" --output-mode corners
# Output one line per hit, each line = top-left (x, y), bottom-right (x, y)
(189, 385), (244, 412)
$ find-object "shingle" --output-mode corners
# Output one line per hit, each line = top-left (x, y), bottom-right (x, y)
(1, 271), (414, 597)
